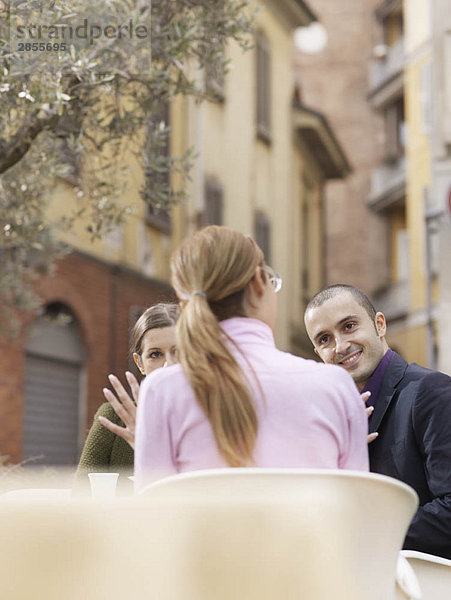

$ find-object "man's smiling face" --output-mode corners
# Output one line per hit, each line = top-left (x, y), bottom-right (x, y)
(304, 291), (389, 391)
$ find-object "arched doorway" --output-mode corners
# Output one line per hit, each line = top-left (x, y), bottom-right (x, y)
(23, 303), (85, 465)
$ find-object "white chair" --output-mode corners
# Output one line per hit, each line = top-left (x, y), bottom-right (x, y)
(0, 488), (72, 501)
(136, 468), (419, 600)
(396, 554), (422, 600)
(397, 550), (451, 600)
(0, 500), (126, 600)
(0, 470), (419, 600)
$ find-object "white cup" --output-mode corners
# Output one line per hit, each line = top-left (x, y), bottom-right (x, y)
(88, 473), (119, 499)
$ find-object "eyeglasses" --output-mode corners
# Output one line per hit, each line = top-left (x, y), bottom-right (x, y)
(261, 264), (282, 294)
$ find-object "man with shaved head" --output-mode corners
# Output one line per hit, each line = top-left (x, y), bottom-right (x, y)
(304, 284), (451, 559)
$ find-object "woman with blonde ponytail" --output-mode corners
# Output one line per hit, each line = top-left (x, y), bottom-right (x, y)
(134, 226), (368, 489)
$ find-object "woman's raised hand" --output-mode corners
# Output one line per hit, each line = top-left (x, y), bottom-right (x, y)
(98, 371), (140, 450)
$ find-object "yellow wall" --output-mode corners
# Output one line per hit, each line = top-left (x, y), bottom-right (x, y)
(390, 206), (406, 282)
(399, 0), (435, 367)
(46, 0), (330, 353)
(49, 111), (179, 282)
(289, 144), (324, 327)
(181, 0), (318, 350)
(404, 57), (431, 313)
(387, 323), (427, 365)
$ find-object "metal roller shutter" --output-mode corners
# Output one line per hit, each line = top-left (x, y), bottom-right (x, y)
(23, 355), (81, 465)
(23, 304), (85, 466)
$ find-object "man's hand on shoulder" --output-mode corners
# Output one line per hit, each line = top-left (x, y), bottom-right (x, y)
(361, 391), (378, 444)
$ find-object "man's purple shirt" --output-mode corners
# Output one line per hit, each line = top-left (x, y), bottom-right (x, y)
(362, 348), (393, 408)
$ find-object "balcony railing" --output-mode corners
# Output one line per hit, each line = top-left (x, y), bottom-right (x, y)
(368, 156), (406, 211)
(369, 38), (404, 92)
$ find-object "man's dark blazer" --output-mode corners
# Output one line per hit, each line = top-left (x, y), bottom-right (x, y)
(368, 351), (451, 559)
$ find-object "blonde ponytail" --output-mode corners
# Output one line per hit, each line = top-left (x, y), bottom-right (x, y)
(171, 226), (264, 467)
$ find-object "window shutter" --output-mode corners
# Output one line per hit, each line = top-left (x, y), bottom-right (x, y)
(205, 180), (224, 225)
(420, 61), (432, 134)
(256, 31), (271, 142)
(254, 211), (271, 263)
(144, 103), (172, 233)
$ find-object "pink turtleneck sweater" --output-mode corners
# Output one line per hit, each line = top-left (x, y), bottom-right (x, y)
(134, 317), (369, 491)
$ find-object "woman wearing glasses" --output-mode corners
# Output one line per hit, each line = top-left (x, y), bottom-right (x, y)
(134, 226), (369, 490)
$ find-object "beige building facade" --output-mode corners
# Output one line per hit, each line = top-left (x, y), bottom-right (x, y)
(52, 0), (350, 354)
(172, 0), (350, 354)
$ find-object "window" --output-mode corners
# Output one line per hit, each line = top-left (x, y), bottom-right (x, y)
(55, 116), (81, 185)
(204, 179), (224, 225)
(143, 103), (172, 234)
(384, 96), (405, 161)
(377, 1), (404, 47)
(383, 11), (403, 47)
(202, 1), (226, 101)
(205, 49), (226, 102)
(146, 205), (171, 234)
(420, 61), (432, 134)
(256, 31), (271, 143)
(389, 205), (408, 283)
(301, 177), (314, 304)
(396, 228), (409, 281)
(196, 179), (224, 227)
(254, 211), (271, 263)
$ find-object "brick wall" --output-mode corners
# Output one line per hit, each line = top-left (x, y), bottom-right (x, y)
(294, 0), (389, 293)
(0, 251), (174, 463)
